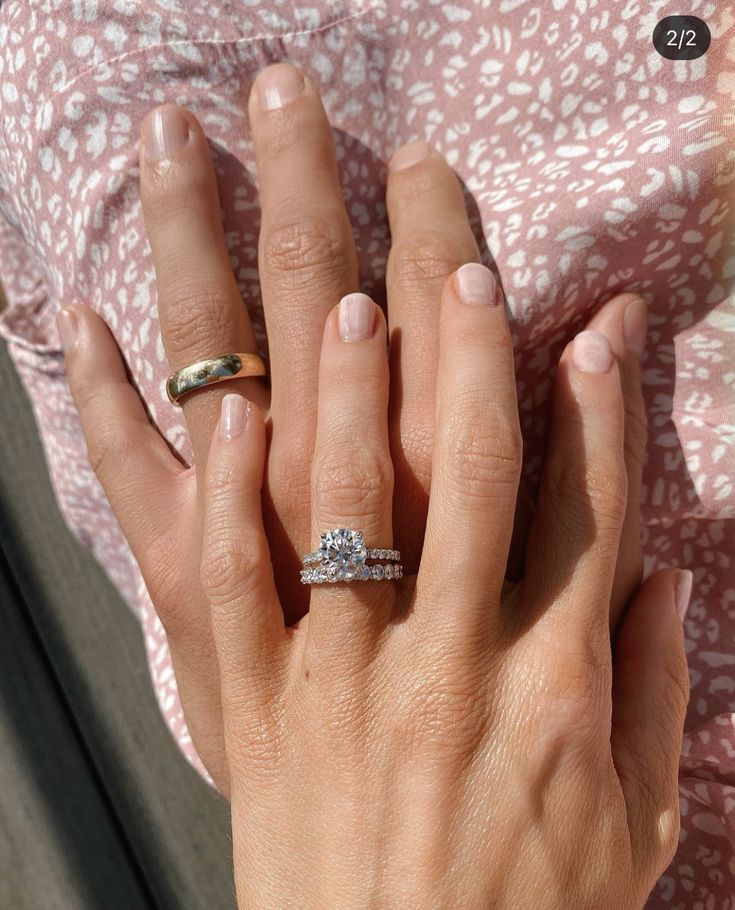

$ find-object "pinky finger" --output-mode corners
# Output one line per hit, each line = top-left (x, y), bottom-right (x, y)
(58, 303), (190, 565)
(200, 394), (286, 729)
(610, 568), (691, 883)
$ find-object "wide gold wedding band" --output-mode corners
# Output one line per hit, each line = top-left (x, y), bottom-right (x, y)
(166, 352), (267, 406)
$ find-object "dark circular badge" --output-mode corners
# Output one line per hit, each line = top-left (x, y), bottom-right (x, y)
(653, 16), (711, 60)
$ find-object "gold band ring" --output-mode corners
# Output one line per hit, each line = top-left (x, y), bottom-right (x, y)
(166, 352), (267, 406)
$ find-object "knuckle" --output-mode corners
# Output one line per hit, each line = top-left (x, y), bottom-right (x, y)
(203, 461), (246, 501)
(535, 633), (610, 745)
(397, 418), (434, 486)
(656, 796), (682, 871)
(200, 536), (270, 606)
(161, 286), (235, 355)
(390, 235), (467, 289)
(85, 422), (133, 485)
(546, 453), (627, 537)
(587, 462), (628, 528)
(270, 455), (312, 529)
(440, 405), (522, 496)
(142, 155), (212, 217)
(312, 446), (393, 519)
(262, 214), (351, 290)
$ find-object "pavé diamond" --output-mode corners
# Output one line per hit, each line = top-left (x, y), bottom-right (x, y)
(372, 564), (385, 580)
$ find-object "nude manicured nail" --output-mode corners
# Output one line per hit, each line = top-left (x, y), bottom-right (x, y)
(388, 139), (431, 172)
(256, 63), (305, 112)
(674, 569), (693, 617)
(623, 295), (648, 357)
(57, 307), (78, 352)
(338, 293), (376, 342)
(219, 393), (250, 441)
(455, 263), (498, 306)
(572, 330), (613, 374)
(144, 107), (190, 161)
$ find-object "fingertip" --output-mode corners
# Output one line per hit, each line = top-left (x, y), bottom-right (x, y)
(449, 262), (501, 308)
(214, 391), (267, 451)
(56, 306), (79, 354)
(571, 329), (614, 374)
(336, 292), (380, 343)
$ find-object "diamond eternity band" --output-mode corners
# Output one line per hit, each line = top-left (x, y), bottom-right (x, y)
(300, 528), (403, 585)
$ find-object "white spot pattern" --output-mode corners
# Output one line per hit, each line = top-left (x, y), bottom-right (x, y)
(0, 1), (734, 903)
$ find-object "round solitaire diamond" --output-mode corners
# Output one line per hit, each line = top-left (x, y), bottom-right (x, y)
(318, 528), (367, 582)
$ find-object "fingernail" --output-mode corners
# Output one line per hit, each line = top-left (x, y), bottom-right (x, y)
(623, 296), (648, 357)
(256, 63), (305, 112)
(572, 330), (613, 374)
(388, 139), (431, 172)
(455, 263), (498, 306)
(144, 107), (190, 162)
(674, 569), (693, 617)
(219, 393), (250, 441)
(57, 307), (78, 352)
(338, 292), (376, 342)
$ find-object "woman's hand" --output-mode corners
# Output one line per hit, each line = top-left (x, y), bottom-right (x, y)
(191, 268), (688, 908)
(57, 62), (663, 808)
(63, 259), (689, 905)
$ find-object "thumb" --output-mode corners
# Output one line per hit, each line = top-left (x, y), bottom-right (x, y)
(610, 567), (691, 884)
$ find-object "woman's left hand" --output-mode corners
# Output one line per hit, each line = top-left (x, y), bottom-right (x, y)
(192, 268), (690, 908)
(62, 258), (689, 907)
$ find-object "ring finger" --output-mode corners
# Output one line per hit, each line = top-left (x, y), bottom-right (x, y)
(305, 292), (395, 669)
(139, 104), (268, 473)
(138, 104), (269, 792)
(248, 64), (361, 613)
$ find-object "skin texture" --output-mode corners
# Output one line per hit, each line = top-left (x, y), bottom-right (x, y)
(59, 64), (655, 797)
(58, 63), (689, 907)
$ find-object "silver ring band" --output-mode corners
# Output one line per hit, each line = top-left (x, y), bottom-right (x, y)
(302, 547), (401, 564)
(301, 563), (403, 584)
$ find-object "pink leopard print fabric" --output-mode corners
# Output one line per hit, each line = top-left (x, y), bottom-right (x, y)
(1, 1), (733, 903)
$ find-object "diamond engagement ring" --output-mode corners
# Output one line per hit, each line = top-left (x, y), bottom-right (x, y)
(300, 528), (403, 584)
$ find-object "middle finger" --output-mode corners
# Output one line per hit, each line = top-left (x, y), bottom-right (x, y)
(384, 141), (484, 573)
(248, 63), (360, 591)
